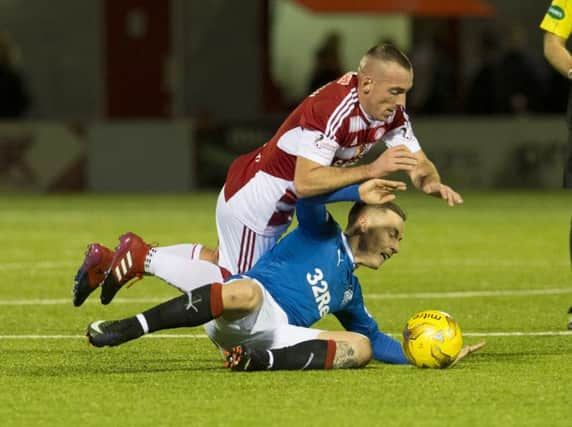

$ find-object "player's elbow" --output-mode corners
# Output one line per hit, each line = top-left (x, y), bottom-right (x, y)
(293, 175), (313, 198)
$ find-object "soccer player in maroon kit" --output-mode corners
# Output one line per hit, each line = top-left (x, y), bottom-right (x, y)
(74, 43), (463, 307)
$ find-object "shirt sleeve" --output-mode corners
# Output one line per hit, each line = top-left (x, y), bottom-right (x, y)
(540, 0), (572, 39)
(297, 129), (340, 166)
(334, 278), (410, 364)
(295, 184), (361, 236)
(298, 89), (355, 166)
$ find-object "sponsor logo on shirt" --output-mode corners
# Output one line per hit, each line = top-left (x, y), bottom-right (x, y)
(332, 143), (370, 167)
(400, 126), (412, 140)
(306, 268), (331, 317)
(548, 5), (565, 20)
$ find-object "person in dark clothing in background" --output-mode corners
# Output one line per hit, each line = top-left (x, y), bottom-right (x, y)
(0, 31), (30, 118)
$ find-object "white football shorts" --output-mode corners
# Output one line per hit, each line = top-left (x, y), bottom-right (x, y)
(215, 189), (279, 275)
(204, 278), (322, 351)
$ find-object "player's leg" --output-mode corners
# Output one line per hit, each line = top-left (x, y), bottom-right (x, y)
(134, 185), (279, 289)
(206, 282), (371, 371)
(73, 238), (213, 306)
(317, 330), (373, 368)
(146, 251), (224, 293)
(84, 186), (276, 304)
(91, 187), (224, 304)
(221, 291), (371, 371)
(225, 330), (372, 371)
(99, 232), (226, 304)
(87, 278), (262, 347)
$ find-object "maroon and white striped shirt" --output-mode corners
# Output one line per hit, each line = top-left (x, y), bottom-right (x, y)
(223, 72), (421, 236)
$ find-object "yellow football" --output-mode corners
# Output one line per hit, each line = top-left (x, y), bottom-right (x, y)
(402, 310), (463, 369)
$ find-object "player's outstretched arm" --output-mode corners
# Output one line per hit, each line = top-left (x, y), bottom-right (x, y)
(408, 150), (463, 207)
(333, 297), (410, 365)
(294, 147), (416, 198)
(296, 178), (406, 236)
(449, 341), (486, 367)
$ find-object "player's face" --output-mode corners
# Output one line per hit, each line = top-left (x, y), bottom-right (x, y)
(359, 61), (413, 121)
(359, 210), (404, 269)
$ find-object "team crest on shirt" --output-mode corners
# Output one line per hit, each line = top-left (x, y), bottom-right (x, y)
(375, 128), (386, 140)
(341, 289), (353, 307)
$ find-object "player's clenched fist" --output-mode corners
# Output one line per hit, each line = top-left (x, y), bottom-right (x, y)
(368, 146), (418, 178)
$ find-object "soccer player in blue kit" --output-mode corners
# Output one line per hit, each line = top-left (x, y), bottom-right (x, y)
(86, 179), (483, 370)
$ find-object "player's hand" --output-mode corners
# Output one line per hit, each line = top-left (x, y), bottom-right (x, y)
(449, 341), (486, 368)
(422, 182), (463, 206)
(358, 178), (407, 205)
(368, 146), (418, 177)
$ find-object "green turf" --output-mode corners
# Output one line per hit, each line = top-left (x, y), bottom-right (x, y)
(1, 191), (571, 426)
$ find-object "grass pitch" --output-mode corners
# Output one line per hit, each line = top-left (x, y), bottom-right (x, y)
(1, 190), (571, 426)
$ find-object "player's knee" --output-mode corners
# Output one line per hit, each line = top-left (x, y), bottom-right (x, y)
(222, 279), (262, 312)
(351, 334), (372, 367)
(240, 280), (263, 311)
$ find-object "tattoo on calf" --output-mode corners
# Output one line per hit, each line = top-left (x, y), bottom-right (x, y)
(333, 342), (359, 368)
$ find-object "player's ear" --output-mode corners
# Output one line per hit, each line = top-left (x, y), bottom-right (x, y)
(358, 215), (368, 234)
(359, 73), (373, 95)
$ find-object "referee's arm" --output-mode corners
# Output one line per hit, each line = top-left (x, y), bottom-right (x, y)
(543, 31), (572, 78)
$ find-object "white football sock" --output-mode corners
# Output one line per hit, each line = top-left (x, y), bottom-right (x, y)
(149, 243), (203, 262)
(146, 249), (223, 292)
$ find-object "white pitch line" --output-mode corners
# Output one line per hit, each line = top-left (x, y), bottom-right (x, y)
(366, 288), (572, 300)
(0, 261), (77, 271)
(462, 331), (572, 337)
(0, 334), (209, 340)
(0, 331), (570, 340)
(0, 297), (174, 305)
(1, 288), (570, 306)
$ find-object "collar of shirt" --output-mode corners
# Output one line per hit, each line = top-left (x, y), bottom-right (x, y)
(341, 232), (356, 269)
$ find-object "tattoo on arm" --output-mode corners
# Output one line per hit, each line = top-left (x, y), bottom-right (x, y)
(333, 342), (359, 368)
